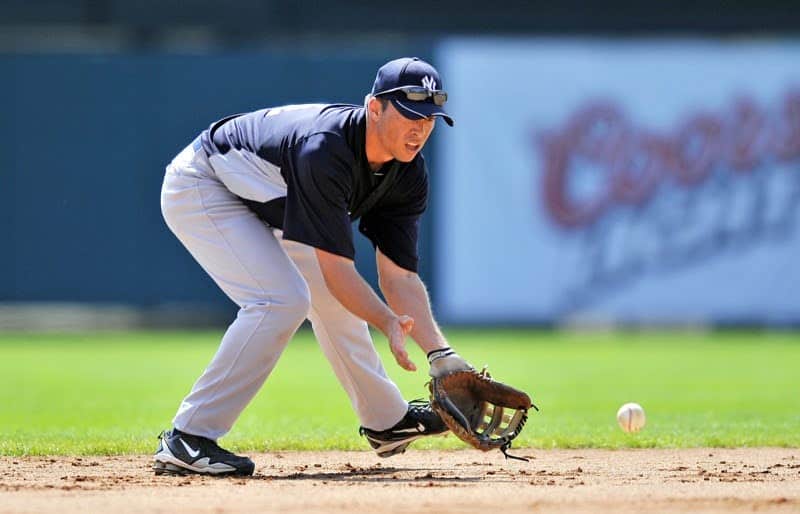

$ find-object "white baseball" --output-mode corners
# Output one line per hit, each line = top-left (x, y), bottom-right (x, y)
(616, 402), (646, 432)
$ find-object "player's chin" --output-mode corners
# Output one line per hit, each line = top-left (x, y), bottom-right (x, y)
(398, 143), (421, 161)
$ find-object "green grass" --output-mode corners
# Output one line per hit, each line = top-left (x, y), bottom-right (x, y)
(1, 329), (798, 456)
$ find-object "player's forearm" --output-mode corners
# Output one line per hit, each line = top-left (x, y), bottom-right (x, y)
(380, 272), (448, 353)
(314, 249), (396, 331)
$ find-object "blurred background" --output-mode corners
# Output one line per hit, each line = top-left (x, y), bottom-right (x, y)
(2, 0), (799, 331)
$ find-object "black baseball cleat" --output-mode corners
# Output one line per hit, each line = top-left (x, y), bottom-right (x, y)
(153, 428), (255, 476)
(359, 400), (449, 458)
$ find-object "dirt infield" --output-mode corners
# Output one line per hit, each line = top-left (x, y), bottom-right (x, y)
(1, 448), (798, 514)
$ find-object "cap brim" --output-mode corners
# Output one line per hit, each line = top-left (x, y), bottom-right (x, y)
(391, 98), (454, 127)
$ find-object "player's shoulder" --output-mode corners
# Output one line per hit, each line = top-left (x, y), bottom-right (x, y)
(262, 103), (359, 128)
(293, 104), (364, 161)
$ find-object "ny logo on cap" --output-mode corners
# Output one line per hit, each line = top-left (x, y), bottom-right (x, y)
(421, 75), (436, 91)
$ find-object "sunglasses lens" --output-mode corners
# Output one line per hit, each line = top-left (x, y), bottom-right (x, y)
(386, 87), (448, 106)
(405, 91), (429, 101)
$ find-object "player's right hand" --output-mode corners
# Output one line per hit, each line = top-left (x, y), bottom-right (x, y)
(385, 315), (416, 371)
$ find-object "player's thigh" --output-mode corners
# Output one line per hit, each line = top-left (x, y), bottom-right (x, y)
(162, 176), (308, 308)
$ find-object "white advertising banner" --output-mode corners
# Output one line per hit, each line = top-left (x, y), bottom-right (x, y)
(434, 38), (800, 324)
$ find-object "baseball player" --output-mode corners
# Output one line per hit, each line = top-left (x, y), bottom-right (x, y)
(154, 57), (472, 476)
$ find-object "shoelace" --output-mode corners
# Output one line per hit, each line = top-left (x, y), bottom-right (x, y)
(194, 437), (237, 457)
(408, 399), (439, 427)
(407, 398), (432, 415)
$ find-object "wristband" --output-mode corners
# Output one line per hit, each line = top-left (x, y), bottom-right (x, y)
(427, 347), (456, 364)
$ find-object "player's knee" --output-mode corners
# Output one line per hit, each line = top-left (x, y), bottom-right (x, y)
(282, 282), (311, 320)
(259, 280), (310, 321)
(242, 293), (308, 330)
(240, 278), (310, 324)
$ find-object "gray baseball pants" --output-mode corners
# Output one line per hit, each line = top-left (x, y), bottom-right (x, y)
(160, 140), (408, 440)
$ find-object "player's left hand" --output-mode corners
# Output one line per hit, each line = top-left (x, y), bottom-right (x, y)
(385, 315), (416, 371)
(427, 348), (473, 378)
(429, 367), (537, 461)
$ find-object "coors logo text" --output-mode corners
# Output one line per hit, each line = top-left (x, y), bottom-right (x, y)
(540, 91), (800, 229)
(537, 90), (800, 307)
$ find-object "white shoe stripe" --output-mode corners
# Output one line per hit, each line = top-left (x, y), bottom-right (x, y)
(366, 434), (425, 455)
(154, 441), (236, 474)
(179, 438), (201, 458)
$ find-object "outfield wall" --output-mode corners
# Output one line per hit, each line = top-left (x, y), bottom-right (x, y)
(3, 40), (800, 328)
(433, 38), (800, 325)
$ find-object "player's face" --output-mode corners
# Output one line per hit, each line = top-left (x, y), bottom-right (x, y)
(376, 101), (436, 162)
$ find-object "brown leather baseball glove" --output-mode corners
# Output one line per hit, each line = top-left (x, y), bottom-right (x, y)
(428, 367), (537, 461)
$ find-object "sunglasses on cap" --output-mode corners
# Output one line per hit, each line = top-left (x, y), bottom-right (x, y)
(374, 86), (448, 106)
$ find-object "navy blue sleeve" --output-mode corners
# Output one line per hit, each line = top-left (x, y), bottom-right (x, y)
(282, 134), (356, 259)
(358, 161), (428, 272)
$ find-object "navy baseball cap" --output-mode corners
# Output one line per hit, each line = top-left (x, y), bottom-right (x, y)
(371, 57), (454, 126)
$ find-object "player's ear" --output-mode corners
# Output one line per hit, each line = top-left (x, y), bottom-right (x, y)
(367, 96), (382, 121)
